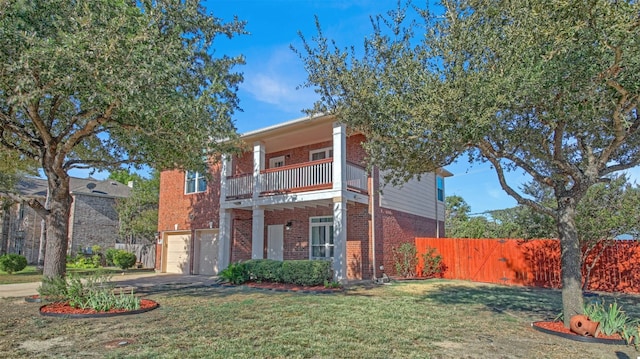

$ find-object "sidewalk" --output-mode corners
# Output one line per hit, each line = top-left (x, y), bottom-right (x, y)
(0, 272), (219, 299)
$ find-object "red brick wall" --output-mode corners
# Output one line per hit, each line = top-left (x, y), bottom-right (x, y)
(347, 202), (370, 279)
(156, 162), (222, 270)
(231, 209), (252, 263)
(380, 207), (438, 277)
(264, 206), (332, 260)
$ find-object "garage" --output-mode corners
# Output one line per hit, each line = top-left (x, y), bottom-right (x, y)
(194, 229), (219, 275)
(165, 232), (191, 274)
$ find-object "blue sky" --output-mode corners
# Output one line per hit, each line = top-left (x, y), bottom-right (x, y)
(72, 0), (639, 215)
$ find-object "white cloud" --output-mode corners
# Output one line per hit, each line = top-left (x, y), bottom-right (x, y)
(241, 45), (317, 113)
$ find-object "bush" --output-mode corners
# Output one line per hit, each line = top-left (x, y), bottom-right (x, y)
(66, 254), (100, 269)
(112, 250), (136, 270)
(420, 247), (443, 278)
(244, 259), (284, 283)
(0, 254), (28, 274)
(281, 260), (332, 286)
(393, 243), (417, 277)
(37, 276), (68, 301)
(219, 262), (249, 284)
(105, 248), (119, 266)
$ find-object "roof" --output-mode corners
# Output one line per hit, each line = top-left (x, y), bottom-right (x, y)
(16, 177), (131, 199)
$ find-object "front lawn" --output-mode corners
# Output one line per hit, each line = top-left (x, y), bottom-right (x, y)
(1, 280), (639, 358)
(0, 266), (155, 285)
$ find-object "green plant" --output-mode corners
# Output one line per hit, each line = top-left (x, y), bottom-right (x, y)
(281, 260), (332, 286)
(113, 250), (136, 270)
(324, 280), (342, 289)
(244, 259), (284, 283)
(37, 276), (68, 301)
(219, 262), (249, 284)
(0, 254), (28, 274)
(393, 243), (417, 278)
(583, 299), (639, 347)
(420, 247), (443, 278)
(66, 254), (100, 269)
(105, 248), (118, 266)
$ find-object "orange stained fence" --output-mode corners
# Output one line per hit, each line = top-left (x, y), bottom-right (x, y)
(415, 237), (640, 294)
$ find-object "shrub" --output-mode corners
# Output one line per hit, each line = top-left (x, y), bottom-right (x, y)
(219, 262), (249, 284)
(244, 259), (284, 283)
(66, 254), (100, 269)
(113, 250), (136, 270)
(393, 243), (417, 277)
(583, 299), (639, 348)
(105, 248), (119, 266)
(281, 260), (332, 286)
(38, 276), (69, 301)
(420, 247), (443, 278)
(0, 254), (28, 274)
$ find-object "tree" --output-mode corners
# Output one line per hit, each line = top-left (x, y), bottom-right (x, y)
(109, 170), (160, 244)
(0, 0), (245, 279)
(296, 0), (640, 326)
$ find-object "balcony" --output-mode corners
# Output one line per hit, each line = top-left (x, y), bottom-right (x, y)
(225, 159), (368, 201)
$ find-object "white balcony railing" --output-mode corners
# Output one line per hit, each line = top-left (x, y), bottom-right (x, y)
(225, 159), (368, 200)
(262, 158), (332, 193)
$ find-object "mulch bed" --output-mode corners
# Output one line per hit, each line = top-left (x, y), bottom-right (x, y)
(531, 321), (627, 345)
(39, 299), (159, 318)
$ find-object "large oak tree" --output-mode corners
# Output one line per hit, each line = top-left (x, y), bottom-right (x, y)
(0, 0), (245, 278)
(296, 0), (640, 325)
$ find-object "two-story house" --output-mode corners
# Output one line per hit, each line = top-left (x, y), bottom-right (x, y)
(155, 114), (451, 281)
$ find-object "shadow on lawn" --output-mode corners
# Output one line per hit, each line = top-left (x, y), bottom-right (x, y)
(417, 281), (640, 321)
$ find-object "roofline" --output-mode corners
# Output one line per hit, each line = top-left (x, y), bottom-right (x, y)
(239, 113), (332, 138)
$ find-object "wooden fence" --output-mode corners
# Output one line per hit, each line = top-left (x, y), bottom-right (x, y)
(415, 237), (640, 294)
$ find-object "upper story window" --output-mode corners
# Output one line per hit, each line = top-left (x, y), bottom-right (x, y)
(436, 176), (444, 202)
(185, 171), (207, 194)
(269, 156), (285, 169)
(310, 147), (333, 161)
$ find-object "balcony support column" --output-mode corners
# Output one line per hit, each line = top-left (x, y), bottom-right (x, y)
(253, 142), (265, 199)
(251, 207), (265, 259)
(333, 196), (347, 282)
(218, 154), (232, 271)
(332, 122), (346, 191)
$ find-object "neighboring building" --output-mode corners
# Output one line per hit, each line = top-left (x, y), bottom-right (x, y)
(156, 114), (452, 281)
(0, 177), (132, 263)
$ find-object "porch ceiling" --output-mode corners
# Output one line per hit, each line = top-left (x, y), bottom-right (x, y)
(240, 116), (334, 153)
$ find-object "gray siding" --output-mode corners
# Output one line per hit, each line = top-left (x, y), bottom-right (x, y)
(379, 172), (445, 221)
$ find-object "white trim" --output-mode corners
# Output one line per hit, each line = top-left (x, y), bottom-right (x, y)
(269, 155), (285, 169)
(309, 216), (334, 260)
(309, 147), (333, 161)
(185, 170), (207, 194)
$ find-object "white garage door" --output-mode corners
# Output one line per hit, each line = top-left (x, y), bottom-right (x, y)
(195, 229), (219, 275)
(166, 233), (191, 274)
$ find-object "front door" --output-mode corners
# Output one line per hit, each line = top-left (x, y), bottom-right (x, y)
(267, 225), (284, 261)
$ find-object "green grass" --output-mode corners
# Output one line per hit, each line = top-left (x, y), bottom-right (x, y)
(0, 266), (154, 284)
(1, 280), (639, 358)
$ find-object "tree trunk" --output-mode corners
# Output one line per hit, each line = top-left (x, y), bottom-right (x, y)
(42, 172), (71, 279)
(0, 201), (10, 256)
(557, 197), (584, 327)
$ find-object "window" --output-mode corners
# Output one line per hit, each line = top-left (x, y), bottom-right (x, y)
(185, 171), (207, 194)
(269, 156), (285, 168)
(436, 176), (444, 202)
(310, 216), (334, 259)
(310, 147), (333, 161)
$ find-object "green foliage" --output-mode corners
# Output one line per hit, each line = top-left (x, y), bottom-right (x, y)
(221, 260), (332, 286)
(111, 170), (160, 244)
(0, 0), (246, 278)
(66, 255), (100, 269)
(392, 243), (417, 278)
(113, 250), (137, 270)
(244, 259), (284, 283)
(0, 254), (28, 274)
(45, 272), (140, 312)
(420, 247), (443, 278)
(105, 248), (119, 266)
(219, 262), (249, 284)
(584, 299), (639, 347)
(296, 0), (640, 321)
(37, 275), (68, 302)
